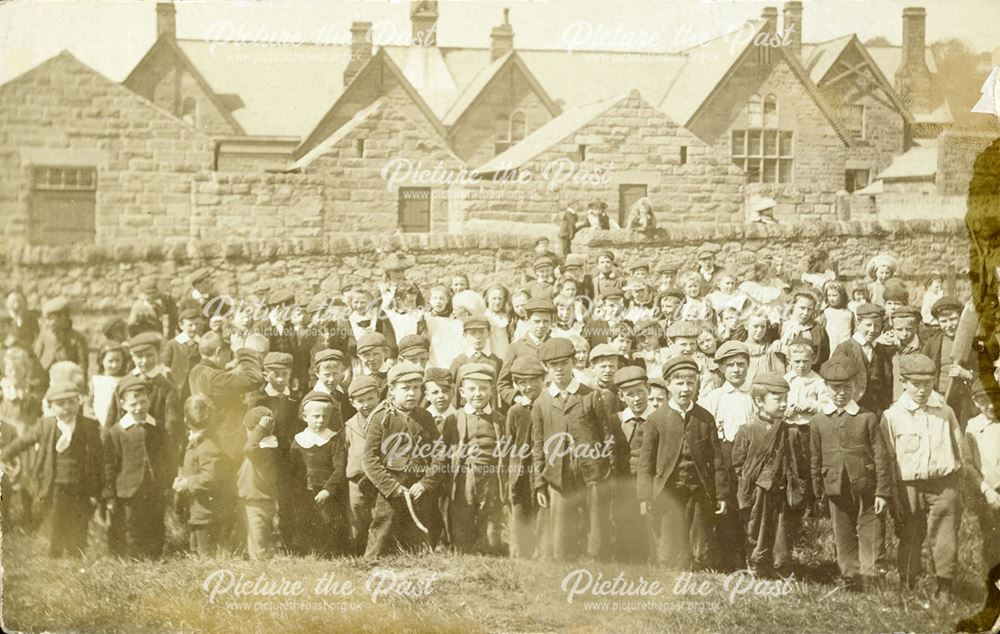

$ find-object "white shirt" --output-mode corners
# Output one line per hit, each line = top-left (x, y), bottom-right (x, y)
(548, 378), (581, 399)
(427, 405), (457, 421)
(852, 331), (874, 361)
(55, 418), (76, 452)
(668, 399), (694, 417)
(295, 428), (335, 448)
(463, 403), (493, 416)
(699, 382), (754, 442)
(620, 405), (654, 443)
(119, 413), (157, 430)
(265, 383), (291, 398)
(821, 400), (861, 416)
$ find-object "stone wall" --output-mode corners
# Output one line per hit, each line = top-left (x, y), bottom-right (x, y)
(745, 183), (848, 222)
(937, 130), (999, 196)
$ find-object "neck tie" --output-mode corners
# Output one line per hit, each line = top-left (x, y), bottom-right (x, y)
(56, 429), (71, 453)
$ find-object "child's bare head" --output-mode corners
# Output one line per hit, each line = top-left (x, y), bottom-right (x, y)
(185, 394), (215, 431)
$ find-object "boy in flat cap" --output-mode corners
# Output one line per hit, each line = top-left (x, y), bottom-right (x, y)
(344, 376), (382, 555)
(1, 381), (102, 557)
(831, 303), (894, 419)
(161, 307), (202, 401)
(34, 297), (89, 378)
(180, 268), (214, 316)
(921, 296), (976, 427)
(733, 372), (811, 577)
(809, 357), (891, 590)
(532, 337), (617, 561)
(880, 353), (965, 595)
(441, 363), (507, 554)
(506, 356), (548, 559)
(612, 365), (654, 562)
(238, 405), (280, 559)
(589, 343), (625, 418)
(698, 340), (754, 570)
(696, 244), (722, 288)
(354, 332), (392, 397)
(593, 251), (620, 300)
(581, 287), (628, 349)
(104, 376), (177, 559)
(363, 362), (447, 558)
(449, 316), (502, 388)
(309, 348), (351, 426)
(497, 298), (555, 407)
(638, 355), (727, 570)
(888, 306), (924, 400)
(526, 257), (557, 300)
(561, 253), (594, 301)
(966, 378), (1000, 582)
(397, 334), (431, 369)
(422, 366), (457, 548)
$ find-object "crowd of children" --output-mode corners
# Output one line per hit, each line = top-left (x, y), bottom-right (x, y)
(1, 241), (998, 606)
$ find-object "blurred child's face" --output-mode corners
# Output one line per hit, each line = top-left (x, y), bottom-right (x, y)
(788, 349), (814, 377)
(721, 309), (739, 330)
(597, 256), (613, 274)
(604, 298), (624, 318)
(186, 399), (213, 431)
(633, 270), (648, 283)
(513, 376), (544, 401)
(902, 377), (934, 406)
(827, 380), (853, 409)
(465, 327), (489, 351)
(396, 291), (416, 312)
(103, 351), (126, 376)
(512, 294), (528, 318)
(928, 278), (943, 293)
(527, 313), (552, 340)
(666, 371), (698, 409)
(546, 357), (575, 388)
(131, 349), (158, 376)
(717, 277), (734, 294)
(755, 391), (788, 419)
(592, 358), (618, 385)
(721, 356), (749, 387)
(697, 331), (716, 355)
(181, 318), (200, 338)
(826, 287), (841, 307)
(672, 336), (697, 356)
(633, 287), (651, 304)
(556, 302), (573, 322)
(424, 381), (452, 412)
(451, 277), (469, 295)
(791, 297), (815, 324)
(536, 266), (554, 282)
(574, 344), (589, 369)
(659, 296), (681, 314)
(48, 395), (80, 421)
(852, 290), (867, 304)
(210, 316), (226, 333)
(429, 290), (448, 314)
(316, 361), (344, 390)
(560, 281), (577, 298)
(973, 394), (996, 421)
(619, 383), (649, 414)
(535, 240), (550, 254)
(302, 401), (331, 432)
(937, 310), (960, 338)
(460, 379), (492, 410)
(359, 348), (386, 373)
(884, 300), (903, 315)
(892, 322), (917, 347)
(658, 273), (674, 288)
(856, 317), (881, 343)
(748, 319), (767, 342)
(351, 391), (380, 418)
(875, 266), (891, 282)
(350, 292), (371, 314)
(683, 280), (701, 299)
(401, 351), (429, 368)
(391, 378), (422, 411)
(648, 386), (667, 410)
(611, 335), (632, 356)
(266, 367), (292, 391)
(121, 390), (150, 419)
(638, 332), (658, 350)
(486, 289), (505, 312)
(290, 307), (306, 326)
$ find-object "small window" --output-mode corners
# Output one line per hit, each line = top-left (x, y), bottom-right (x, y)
(30, 166), (97, 245)
(748, 94), (763, 128)
(679, 146), (688, 165)
(763, 94), (778, 128)
(846, 104), (866, 138)
(578, 144), (587, 162)
(398, 187), (431, 233)
(356, 138), (366, 157)
(845, 169), (870, 193)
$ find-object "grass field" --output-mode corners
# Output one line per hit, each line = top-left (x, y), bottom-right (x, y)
(0, 512), (992, 633)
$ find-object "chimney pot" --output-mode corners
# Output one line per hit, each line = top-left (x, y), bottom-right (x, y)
(782, 1), (802, 60)
(156, 2), (176, 40)
(411, 1), (438, 47)
(344, 21), (373, 87)
(490, 7), (514, 61)
(761, 6), (779, 33)
(896, 6), (931, 112)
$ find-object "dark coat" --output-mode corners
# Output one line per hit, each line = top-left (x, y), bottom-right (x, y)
(188, 353), (265, 459)
(636, 404), (727, 504)
(809, 407), (892, 499)
(180, 430), (235, 525)
(831, 338), (894, 416)
(497, 336), (547, 407)
(530, 384), (614, 491)
(732, 418), (810, 510)
(1, 414), (102, 501)
(105, 372), (184, 460)
(102, 415), (177, 500)
(362, 402), (445, 499)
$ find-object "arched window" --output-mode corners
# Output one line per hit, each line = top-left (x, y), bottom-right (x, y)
(509, 111), (527, 142)
(495, 111), (528, 154)
(731, 94), (794, 184)
(763, 94), (778, 128)
(747, 94), (763, 128)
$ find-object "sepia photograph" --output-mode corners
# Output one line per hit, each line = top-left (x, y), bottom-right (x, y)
(1, 0), (999, 631)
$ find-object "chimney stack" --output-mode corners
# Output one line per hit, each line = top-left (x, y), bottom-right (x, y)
(490, 8), (514, 61)
(344, 22), (372, 87)
(411, 1), (438, 47)
(895, 7), (931, 112)
(761, 6), (779, 33)
(782, 1), (802, 60)
(156, 2), (176, 40)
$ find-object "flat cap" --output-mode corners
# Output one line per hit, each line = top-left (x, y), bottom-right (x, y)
(188, 267), (212, 285)
(263, 351), (294, 369)
(753, 372), (790, 393)
(715, 340), (750, 363)
(178, 306), (202, 322)
(312, 348), (346, 366)
(662, 355), (699, 378)
(563, 254), (586, 269)
(931, 296), (963, 317)
(510, 357), (545, 378)
(532, 256), (555, 271)
(116, 375), (150, 398)
(819, 357), (859, 382)
(657, 286), (685, 301)
(41, 297), (70, 315)
(524, 297), (556, 317)
(348, 375), (380, 398)
(127, 331), (162, 354)
(628, 262), (650, 272)
(697, 243), (721, 257)
(600, 286), (624, 300)
(300, 391), (336, 409)
(666, 320), (700, 339)
(596, 250), (616, 262)
(397, 334), (430, 358)
(423, 367), (452, 385)
(243, 405), (272, 429)
(898, 353), (936, 379)
(387, 361), (423, 385)
(458, 363), (496, 383)
(356, 332), (388, 354)
(649, 377), (668, 392)
(890, 305), (922, 324)
(855, 303), (885, 320)
(539, 337), (576, 363)
(45, 380), (81, 402)
(589, 343), (622, 363)
(463, 316), (491, 332)
(655, 262), (678, 275)
(634, 319), (661, 336)
(613, 365), (647, 390)
(267, 289), (295, 307)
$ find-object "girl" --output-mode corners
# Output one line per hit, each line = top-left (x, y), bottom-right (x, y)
(450, 273), (470, 297)
(921, 271), (945, 326)
(484, 283), (514, 341)
(625, 197), (657, 234)
(821, 281), (855, 351)
(745, 310), (786, 386)
(510, 289), (531, 342)
(656, 288), (683, 332)
(633, 320), (669, 380)
(90, 342), (129, 427)
(847, 284), (871, 316)
(695, 323), (722, 392)
(865, 254), (897, 308)
(427, 285), (452, 318)
(706, 272), (747, 315)
(677, 271), (716, 323)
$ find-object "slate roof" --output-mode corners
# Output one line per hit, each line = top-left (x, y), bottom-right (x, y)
(288, 98), (384, 171)
(876, 144), (937, 180)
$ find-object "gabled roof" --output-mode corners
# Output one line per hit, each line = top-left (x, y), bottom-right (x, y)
(876, 144), (937, 180)
(382, 45), (460, 120)
(801, 35), (854, 84)
(474, 93), (628, 173)
(124, 37), (246, 135)
(288, 98), (384, 171)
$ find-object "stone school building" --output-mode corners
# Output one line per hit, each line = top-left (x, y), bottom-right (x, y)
(0, 1), (951, 248)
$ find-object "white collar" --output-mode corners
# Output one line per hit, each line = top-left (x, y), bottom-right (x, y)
(188, 430), (203, 444)
(785, 370), (821, 383)
(822, 400), (860, 416)
(466, 346), (488, 358)
(120, 413), (156, 430)
(312, 380), (343, 396)
(620, 404), (655, 423)
(549, 378), (581, 397)
(175, 332), (192, 345)
(192, 289), (204, 301)
(133, 366), (166, 379)
(721, 381), (743, 394)
(899, 391), (946, 412)
(967, 415), (999, 434)
(668, 399), (693, 416)
(427, 404), (456, 420)
(265, 383), (291, 398)
(853, 331), (872, 347)
(295, 427), (335, 448)
(463, 403), (493, 416)
(56, 417), (76, 434)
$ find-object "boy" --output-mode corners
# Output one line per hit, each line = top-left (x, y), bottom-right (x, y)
(880, 353), (964, 595)
(506, 356), (547, 559)
(612, 365), (653, 563)
(698, 340), (755, 571)
(354, 332), (392, 397)
(922, 296), (976, 426)
(397, 334), (431, 369)
(33, 297), (89, 377)
(174, 394), (235, 557)
(784, 338), (830, 428)
(733, 373), (811, 577)
(561, 253), (594, 300)
(423, 367), (457, 432)
(363, 362), (447, 558)
(589, 343), (625, 417)
(310, 348), (352, 424)
(638, 356), (727, 569)
(344, 376), (382, 555)
(581, 287), (627, 349)
(888, 306), (923, 399)
(0, 381), (102, 557)
(648, 377), (668, 410)
(965, 379), (1000, 591)
(238, 405), (280, 560)
(532, 337), (617, 561)
(442, 364), (507, 554)
(527, 256), (557, 300)
(498, 298), (555, 407)
(449, 316), (502, 386)
(831, 303), (893, 419)
(103, 375), (177, 559)
(593, 250), (620, 299)
(809, 357), (891, 590)
(161, 307), (202, 399)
